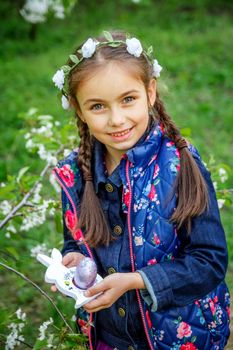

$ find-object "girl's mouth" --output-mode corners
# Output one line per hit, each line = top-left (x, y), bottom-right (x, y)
(109, 127), (133, 137)
(108, 127), (134, 142)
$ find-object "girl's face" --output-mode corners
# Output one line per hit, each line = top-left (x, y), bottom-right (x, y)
(75, 62), (156, 162)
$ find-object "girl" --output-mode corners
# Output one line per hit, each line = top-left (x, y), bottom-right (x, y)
(52, 31), (230, 350)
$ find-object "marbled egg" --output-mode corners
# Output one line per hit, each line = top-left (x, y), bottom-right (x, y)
(73, 257), (97, 289)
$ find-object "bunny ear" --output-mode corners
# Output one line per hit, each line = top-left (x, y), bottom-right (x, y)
(37, 254), (53, 267)
(45, 264), (61, 282)
(51, 248), (62, 263)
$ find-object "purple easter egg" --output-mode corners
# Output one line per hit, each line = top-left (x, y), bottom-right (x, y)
(73, 257), (97, 289)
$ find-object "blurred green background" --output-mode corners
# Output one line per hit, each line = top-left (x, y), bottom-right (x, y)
(0, 0), (232, 348)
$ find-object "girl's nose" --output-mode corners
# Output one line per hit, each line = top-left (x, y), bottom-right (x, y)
(108, 107), (125, 126)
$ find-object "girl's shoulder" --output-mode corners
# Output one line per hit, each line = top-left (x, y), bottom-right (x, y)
(53, 148), (83, 192)
(56, 148), (80, 169)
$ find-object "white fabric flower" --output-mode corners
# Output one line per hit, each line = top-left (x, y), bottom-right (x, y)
(153, 59), (163, 78)
(61, 95), (70, 110)
(126, 38), (143, 57)
(81, 38), (97, 58)
(52, 69), (65, 90)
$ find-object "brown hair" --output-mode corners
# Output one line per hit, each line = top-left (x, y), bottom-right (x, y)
(67, 31), (208, 247)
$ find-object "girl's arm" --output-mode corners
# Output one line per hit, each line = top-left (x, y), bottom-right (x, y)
(137, 155), (228, 311)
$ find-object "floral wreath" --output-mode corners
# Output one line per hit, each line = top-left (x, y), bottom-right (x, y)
(52, 31), (163, 110)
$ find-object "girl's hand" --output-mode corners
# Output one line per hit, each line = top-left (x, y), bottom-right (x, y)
(83, 272), (145, 313)
(51, 252), (85, 292)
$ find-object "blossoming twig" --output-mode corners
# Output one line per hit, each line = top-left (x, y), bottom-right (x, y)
(0, 148), (63, 230)
(0, 261), (73, 333)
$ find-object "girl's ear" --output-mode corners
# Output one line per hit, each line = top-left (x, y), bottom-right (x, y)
(147, 79), (156, 106)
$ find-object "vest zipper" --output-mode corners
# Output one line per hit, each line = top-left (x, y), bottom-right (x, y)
(52, 168), (94, 350)
(125, 160), (154, 350)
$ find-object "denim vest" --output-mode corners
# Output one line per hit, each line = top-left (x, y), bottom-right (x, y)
(53, 122), (230, 350)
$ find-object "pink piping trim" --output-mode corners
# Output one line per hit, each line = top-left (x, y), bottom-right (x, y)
(125, 160), (154, 350)
(52, 168), (94, 350)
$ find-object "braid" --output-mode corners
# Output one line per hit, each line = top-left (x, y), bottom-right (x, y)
(76, 115), (112, 247)
(77, 117), (93, 181)
(154, 92), (209, 232)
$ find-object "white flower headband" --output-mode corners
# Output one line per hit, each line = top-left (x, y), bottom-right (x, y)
(52, 31), (163, 110)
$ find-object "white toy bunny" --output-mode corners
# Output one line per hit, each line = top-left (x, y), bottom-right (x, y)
(37, 248), (102, 308)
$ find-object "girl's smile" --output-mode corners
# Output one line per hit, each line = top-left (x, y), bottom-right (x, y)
(76, 62), (156, 164)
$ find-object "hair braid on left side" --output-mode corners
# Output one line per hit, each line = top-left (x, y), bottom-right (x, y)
(75, 115), (113, 247)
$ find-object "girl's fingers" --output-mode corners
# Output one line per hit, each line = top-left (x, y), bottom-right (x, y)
(62, 252), (85, 267)
(51, 285), (57, 292)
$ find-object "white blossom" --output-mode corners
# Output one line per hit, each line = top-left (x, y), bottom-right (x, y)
(47, 333), (55, 348)
(38, 318), (53, 341)
(0, 200), (12, 215)
(61, 95), (70, 110)
(132, 0), (141, 3)
(63, 148), (72, 157)
(1, 182), (6, 187)
(25, 138), (36, 150)
(38, 114), (53, 122)
(37, 144), (57, 165)
(126, 38), (143, 57)
(30, 243), (50, 257)
(20, 210), (46, 231)
(49, 173), (61, 193)
(20, 0), (48, 23)
(20, 0), (66, 24)
(153, 59), (163, 78)
(20, 200), (56, 231)
(218, 168), (228, 183)
(52, 69), (65, 90)
(51, 1), (65, 19)
(55, 121), (60, 126)
(16, 309), (26, 321)
(7, 225), (17, 234)
(27, 107), (38, 116)
(32, 183), (42, 204)
(81, 38), (97, 58)
(213, 181), (218, 190)
(217, 199), (225, 209)
(31, 124), (53, 137)
(5, 232), (11, 239)
(5, 316), (25, 350)
(24, 132), (31, 140)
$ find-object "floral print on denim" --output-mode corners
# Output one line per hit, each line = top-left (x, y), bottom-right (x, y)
(166, 141), (181, 173)
(55, 163), (75, 187)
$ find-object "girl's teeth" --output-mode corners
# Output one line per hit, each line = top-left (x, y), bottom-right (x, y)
(111, 128), (130, 136)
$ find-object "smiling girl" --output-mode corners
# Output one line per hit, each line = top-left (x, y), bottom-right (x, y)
(52, 31), (230, 350)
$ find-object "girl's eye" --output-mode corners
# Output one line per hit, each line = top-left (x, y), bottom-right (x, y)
(123, 96), (135, 103)
(90, 103), (104, 111)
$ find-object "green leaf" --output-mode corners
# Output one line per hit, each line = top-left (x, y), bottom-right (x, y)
(191, 336), (197, 343)
(5, 247), (19, 260)
(69, 55), (79, 64)
(16, 166), (30, 184)
(108, 42), (121, 48)
(103, 31), (113, 42)
(33, 338), (48, 350)
(147, 46), (153, 56)
(61, 65), (71, 73)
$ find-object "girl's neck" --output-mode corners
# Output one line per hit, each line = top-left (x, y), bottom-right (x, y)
(105, 151), (121, 175)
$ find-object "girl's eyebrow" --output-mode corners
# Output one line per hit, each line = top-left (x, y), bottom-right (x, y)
(83, 89), (139, 106)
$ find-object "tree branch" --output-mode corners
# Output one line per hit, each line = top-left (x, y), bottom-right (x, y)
(0, 261), (73, 333)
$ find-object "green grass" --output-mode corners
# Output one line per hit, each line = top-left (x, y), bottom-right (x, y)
(0, 0), (233, 347)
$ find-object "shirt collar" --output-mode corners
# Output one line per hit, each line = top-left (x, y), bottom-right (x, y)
(92, 121), (164, 192)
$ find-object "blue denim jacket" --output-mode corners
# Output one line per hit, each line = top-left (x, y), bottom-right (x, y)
(53, 122), (230, 350)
